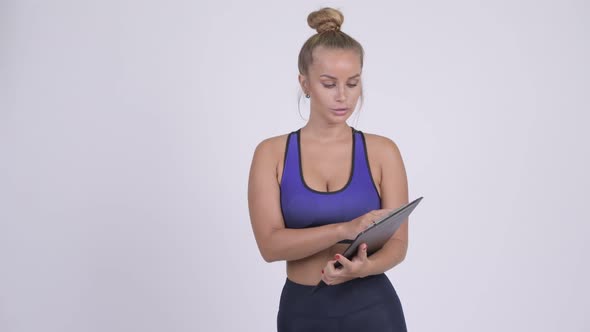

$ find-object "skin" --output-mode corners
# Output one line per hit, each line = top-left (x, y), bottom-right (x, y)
(248, 46), (409, 286)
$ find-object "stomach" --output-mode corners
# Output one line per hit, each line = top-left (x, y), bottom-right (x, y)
(286, 242), (350, 286)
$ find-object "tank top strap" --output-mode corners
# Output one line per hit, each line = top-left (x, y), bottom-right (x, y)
(280, 129), (302, 188)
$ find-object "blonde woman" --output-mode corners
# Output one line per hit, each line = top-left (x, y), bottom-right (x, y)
(248, 7), (409, 331)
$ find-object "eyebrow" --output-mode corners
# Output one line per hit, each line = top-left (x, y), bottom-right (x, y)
(319, 74), (361, 80)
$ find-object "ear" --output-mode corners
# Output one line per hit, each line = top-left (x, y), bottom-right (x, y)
(298, 74), (308, 93)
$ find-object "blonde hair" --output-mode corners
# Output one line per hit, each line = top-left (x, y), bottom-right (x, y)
(298, 7), (364, 75)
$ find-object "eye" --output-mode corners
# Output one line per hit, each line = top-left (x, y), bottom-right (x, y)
(347, 83), (358, 88)
(322, 84), (336, 88)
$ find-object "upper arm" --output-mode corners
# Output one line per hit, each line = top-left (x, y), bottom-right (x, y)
(247, 137), (286, 261)
(372, 135), (409, 242)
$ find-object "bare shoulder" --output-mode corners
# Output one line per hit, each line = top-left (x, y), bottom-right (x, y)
(250, 133), (291, 178)
(249, 134), (289, 191)
(253, 133), (290, 159)
(362, 132), (403, 162)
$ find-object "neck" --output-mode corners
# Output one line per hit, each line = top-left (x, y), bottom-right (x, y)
(301, 120), (351, 141)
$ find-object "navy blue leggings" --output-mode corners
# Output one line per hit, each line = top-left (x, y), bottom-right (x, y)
(277, 273), (407, 332)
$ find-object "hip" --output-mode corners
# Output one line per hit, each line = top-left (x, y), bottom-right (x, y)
(278, 273), (401, 318)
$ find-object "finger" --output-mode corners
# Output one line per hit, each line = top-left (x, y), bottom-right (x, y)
(376, 208), (394, 216)
(323, 260), (336, 277)
(324, 259), (336, 275)
(322, 263), (332, 285)
(365, 217), (378, 229)
(378, 209), (394, 217)
(369, 210), (384, 217)
(333, 254), (352, 270)
(357, 242), (368, 261)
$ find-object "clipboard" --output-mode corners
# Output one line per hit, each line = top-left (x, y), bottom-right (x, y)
(311, 196), (423, 294)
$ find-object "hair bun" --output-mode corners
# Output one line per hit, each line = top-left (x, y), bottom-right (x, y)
(307, 7), (344, 33)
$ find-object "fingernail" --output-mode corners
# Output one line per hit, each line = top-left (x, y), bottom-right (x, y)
(363, 245), (367, 250)
(335, 254), (340, 260)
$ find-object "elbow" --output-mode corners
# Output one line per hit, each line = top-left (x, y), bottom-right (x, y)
(260, 250), (275, 263)
(261, 250), (282, 263)
(258, 229), (284, 263)
(259, 243), (282, 263)
(390, 238), (408, 265)
(262, 254), (279, 263)
(398, 252), (407, 264)
(398, 242), (408, 262)
(398, 244), (409, 264)
(388, 250), (406, 270)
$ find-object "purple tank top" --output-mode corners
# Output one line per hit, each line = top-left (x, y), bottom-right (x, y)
(280, 127), (381, 229)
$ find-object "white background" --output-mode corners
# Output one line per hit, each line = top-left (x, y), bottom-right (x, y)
(1, 0), (589, 331)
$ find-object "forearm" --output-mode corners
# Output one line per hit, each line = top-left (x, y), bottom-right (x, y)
(361, 238), (408, 277)
(262, 223), (346, 262)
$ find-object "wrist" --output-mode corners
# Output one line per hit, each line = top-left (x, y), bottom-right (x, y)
(335, 222), (349, 241)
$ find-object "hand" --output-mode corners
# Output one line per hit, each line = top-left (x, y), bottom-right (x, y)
(341, 209), (393, 241)
(321, 243), (373, 286)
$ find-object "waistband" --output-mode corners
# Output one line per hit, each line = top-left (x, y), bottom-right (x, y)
(279, 273), (398, 318)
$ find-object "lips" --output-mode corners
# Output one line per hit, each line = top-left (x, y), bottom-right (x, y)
(331, 108), (349, 116)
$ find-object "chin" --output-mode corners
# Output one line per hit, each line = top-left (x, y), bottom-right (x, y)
(325, 114), (352, 125)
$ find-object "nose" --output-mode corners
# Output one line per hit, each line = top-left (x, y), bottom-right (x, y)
(336, 84), (347, 102)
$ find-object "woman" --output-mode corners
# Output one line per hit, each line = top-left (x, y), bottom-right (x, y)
(248, 7), (409, 332)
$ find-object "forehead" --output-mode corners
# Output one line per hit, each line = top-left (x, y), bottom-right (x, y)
(309, 46), (361, 77)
